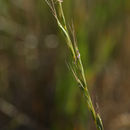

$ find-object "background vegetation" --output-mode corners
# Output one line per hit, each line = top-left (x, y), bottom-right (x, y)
(0, 0), (130, 130)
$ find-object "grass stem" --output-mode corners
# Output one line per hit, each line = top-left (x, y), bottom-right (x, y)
(44, 1), (104, 129)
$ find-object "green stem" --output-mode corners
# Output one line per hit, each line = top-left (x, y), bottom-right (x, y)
(58, 2), (76, 60)
(83, 88), (103, 130)
(59, 2), (66, 27)
(57, 2), (104, 130)
(56, 19), (76, 60)
(45, 1), (104, 129)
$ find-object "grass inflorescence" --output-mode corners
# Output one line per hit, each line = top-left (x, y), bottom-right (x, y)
(44, 0), (104, 129)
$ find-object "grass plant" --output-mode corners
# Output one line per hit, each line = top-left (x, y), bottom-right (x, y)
(44, 0), (104, 129)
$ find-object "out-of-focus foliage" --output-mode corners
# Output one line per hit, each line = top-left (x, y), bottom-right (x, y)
(0, 0), (130, 130)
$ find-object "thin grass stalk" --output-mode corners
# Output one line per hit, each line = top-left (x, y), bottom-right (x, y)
(44, 0), (104, 130)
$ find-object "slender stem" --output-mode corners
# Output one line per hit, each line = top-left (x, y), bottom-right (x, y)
(58, 2), (76, 61)
(45, 1), (104, 129)
(56, 18), (76, 60)
(58, 2), (103, 130)
(59, 2), (66, 27)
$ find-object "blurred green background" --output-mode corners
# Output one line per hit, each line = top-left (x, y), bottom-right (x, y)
(0, 0), (130, 130)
